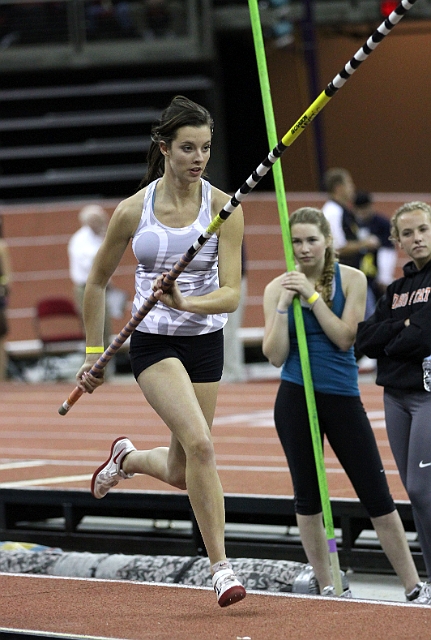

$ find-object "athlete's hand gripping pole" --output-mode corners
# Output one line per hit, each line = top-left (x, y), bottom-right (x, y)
(58, 214), (226, 415)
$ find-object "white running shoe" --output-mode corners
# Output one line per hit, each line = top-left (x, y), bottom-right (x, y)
(91, 436), (136, 499)
(408, 582), (431, 605)
(212, 567), (246, 607)
(321, 585), (353, 598)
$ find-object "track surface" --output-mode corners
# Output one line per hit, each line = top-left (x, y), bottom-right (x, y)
(0, 377), (408, 500)
(0, 377), (428, 639)
(1, 571), (430, 640)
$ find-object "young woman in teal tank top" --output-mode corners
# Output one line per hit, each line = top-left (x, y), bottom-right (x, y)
(263, 207), (427, 603)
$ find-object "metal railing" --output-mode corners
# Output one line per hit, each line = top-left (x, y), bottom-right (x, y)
(0, 0), (209, 69)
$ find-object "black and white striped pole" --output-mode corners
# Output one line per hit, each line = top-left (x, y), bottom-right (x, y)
(59, 0), (419, 415)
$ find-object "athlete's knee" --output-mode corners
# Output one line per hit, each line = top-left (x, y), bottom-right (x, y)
(185, 434), (215, 466)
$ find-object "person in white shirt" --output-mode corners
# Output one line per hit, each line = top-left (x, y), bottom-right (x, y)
(322, 168), (381, 372)
(68, 204), (111, 348)
(322, 168), (380, 269)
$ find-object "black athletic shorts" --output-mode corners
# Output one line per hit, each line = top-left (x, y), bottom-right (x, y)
(129, 328), (224, 383)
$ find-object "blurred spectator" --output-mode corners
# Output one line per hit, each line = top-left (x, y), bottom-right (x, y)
(354, 190), (397, 312)
(322, 169), (382, 374)
(0, 216), (11, 381)
(352, 190), (398, 373)
(322, 168), (381, 270)
(68, 205), (112, 349)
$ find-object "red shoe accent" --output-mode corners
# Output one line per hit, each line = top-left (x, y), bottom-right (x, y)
(91, 436), (129, 498)
(218, 584), (246, 608)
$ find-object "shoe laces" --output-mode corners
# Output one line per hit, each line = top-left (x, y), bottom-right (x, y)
(321, 585), (352, 598)
(101, 463), (118, 480)
(321, 585), (336, 596)
(415, 582), (431, 604)
(213, 568), (237, 590)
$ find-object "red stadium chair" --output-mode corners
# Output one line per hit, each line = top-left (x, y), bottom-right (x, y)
(33, 296), (86, 378)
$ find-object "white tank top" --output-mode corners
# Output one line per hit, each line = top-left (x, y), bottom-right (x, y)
(131, 178), (227, 336)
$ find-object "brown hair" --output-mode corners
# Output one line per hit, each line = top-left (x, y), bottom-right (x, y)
(289, 207), (336, 307)
(390, 201), (431, 242)
(139, 95), (214, 188)
(323, 167), (351, 195)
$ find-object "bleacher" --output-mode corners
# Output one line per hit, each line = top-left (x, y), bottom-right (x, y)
(0, 75), (216, 201)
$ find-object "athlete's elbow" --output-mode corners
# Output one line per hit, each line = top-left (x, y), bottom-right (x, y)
(227, 298), (240, 313)
(337, 334), (356, 352)
(266, 354), (284, 368)
(262, 345), (285, 368)
(223, 287), (241, 313)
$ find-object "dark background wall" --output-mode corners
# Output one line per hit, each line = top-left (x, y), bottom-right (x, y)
(1, 15), (431, 200)
(266, 20), (431, 193)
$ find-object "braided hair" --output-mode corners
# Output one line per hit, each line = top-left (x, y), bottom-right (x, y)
(139, 95), (214, 189)
(289, 207), (337, 307)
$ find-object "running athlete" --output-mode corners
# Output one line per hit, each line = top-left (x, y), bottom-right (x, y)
(75, 95), (246, 608)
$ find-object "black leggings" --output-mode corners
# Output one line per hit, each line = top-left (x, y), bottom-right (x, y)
(274, 381), (395, 518)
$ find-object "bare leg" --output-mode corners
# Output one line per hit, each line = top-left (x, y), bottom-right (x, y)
(296, 513), (332, 591)
(123, 439), (186, 488)
(122, 358), (226, 567)
(371, 511), (420, 593)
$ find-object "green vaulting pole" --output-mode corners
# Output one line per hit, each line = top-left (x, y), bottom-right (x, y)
(247, 0), (343, 595)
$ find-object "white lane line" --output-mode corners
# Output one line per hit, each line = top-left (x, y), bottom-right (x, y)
(0, 460), (402, 487)
(0, 430), (167, 439)
(0, 460), (46, 470)
(0, 622), (128, 640)
(370, 420), (387, 429)
(0, 408), (386, 430)
(0, 455), (399, 467)
(366, 410), (385, 419)
(0, 467), (401, 486)
(0, 473), (92, 488)
(0, 459), (102, 468)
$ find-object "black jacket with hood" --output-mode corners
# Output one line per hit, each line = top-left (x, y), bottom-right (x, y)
(356, 259), (431, 391)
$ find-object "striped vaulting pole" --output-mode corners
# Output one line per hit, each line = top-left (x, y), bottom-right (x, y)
(59, 0), (419, 415)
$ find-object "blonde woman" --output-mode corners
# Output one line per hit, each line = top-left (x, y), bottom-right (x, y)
(357, 201), (431, 600)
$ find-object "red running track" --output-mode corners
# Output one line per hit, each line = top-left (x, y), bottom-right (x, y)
(0, 376), (407, 500)
(1, 376), (428, 640)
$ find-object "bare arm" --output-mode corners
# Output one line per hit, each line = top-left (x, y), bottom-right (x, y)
(311, 266), (367, 350)
(265, 265), (366, 355)
(77, 193), (142, 390)
(337, 236), (380, 257)
(262, 275), (295, 368)
(282, 264), (366, 351)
